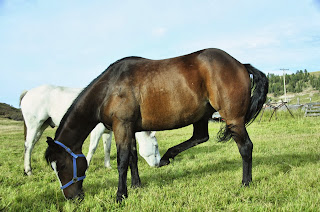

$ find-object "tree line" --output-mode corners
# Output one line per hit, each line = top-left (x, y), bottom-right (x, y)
(267, 69), (320, 97)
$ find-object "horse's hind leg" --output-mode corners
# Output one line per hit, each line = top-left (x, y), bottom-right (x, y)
(224, 118), (252, 185)
(239, 128), (253, 186)
(86, 123), (107, 167)
(102, 132), (112, 168)
(159, 119), (209, 167)
(24, 122), (48, 175)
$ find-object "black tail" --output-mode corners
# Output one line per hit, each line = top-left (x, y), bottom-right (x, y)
(244, 64), (269, 125)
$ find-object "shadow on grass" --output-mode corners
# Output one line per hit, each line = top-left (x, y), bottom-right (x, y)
(84, 139), (319, 190)
(140, 146), (320, 188)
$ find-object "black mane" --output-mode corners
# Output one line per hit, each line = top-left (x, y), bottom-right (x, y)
(54, 56), (144, 139)
(44, 146), (51, 164)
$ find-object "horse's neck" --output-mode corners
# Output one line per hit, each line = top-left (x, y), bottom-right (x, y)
(54, 105), (98, 153)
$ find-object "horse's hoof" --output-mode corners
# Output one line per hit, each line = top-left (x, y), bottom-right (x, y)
(159, 158), (170, 167)
(242, 181), (251, 187)
(104, 162), (112, 169)
(131, 178), (141, 188)
(24, 170), (32, 176)
(131, 182), (141, 188)
(105, 165), (112, 169)
(116, 194), (127, 203)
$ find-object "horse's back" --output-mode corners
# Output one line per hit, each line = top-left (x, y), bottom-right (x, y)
(21, 85), (57, 118)
(135, 49), (250, 128)
(21, 85), (82, 126)
(95, 49), (251, 130)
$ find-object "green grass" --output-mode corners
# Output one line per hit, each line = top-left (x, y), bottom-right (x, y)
(0, 112), (320, 211)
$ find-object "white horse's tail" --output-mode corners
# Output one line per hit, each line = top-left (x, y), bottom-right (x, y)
(20, 90), (28, 140)
(19, 90), (28, 106)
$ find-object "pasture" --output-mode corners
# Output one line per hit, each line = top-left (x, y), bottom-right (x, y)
(0, 110), (319, 211)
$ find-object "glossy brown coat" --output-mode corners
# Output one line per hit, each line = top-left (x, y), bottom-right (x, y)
(45, 48), (268, 202)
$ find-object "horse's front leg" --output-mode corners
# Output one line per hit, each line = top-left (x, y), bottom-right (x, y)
(113, 121), (137, 203)
(129, 137), (141, 187)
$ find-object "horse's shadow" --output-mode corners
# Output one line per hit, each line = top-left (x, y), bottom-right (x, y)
(140, 147), (319, 187)
(85, 143), (319, 196)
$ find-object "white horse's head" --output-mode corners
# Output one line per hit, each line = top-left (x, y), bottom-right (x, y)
(135, 131), (160, 167)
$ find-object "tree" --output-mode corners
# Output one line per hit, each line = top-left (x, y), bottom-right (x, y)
(267, 69), (319, 95)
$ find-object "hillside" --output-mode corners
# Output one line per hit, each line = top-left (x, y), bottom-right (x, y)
(310, 71), (320, 77)
(0, 103), (23, 121)
(267, 69), (320, 98)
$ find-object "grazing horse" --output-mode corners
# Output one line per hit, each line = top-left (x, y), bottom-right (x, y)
(45, 48), (268, 202)
(20, 85), (160, 176)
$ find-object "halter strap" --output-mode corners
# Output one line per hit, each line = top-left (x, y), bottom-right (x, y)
(54, 140), (86, 190)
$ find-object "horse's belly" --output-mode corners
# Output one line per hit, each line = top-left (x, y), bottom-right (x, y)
(140, 100), (209, 130)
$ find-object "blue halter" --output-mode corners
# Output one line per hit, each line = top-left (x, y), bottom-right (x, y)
(54, 140), (86, 190)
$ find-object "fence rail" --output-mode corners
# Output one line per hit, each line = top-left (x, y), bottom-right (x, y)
(305, 102), (320, 117)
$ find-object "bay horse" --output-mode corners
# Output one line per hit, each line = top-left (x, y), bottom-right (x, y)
(45, 48), (268, 202)
(20, 85), (160, 176)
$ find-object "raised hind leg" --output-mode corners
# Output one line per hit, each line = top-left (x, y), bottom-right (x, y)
(159, 118), (209, 167)
(24, 122), (48, 175)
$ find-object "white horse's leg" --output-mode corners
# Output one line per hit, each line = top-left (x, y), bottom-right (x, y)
(87, 123), (106, 167)
(102, 131), (112, 168)
(24, 122), (48, 175)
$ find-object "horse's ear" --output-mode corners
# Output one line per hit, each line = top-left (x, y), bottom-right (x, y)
(46, 137), (55, 146)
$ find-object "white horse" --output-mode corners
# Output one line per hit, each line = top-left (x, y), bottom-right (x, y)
(20, 84), (161, 176)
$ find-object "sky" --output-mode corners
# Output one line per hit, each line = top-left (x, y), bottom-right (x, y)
(1, 0), (320, 108)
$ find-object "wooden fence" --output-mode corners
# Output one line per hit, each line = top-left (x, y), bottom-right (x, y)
(305, 102), (320, 117)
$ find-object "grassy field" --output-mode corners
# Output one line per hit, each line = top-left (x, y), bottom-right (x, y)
(0, 110), (319, 211)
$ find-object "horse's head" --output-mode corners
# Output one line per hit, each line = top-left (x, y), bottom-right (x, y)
(135, 131), (161, 167)
(45, 137), (88, 200)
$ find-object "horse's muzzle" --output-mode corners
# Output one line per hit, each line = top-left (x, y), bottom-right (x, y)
(65, 190), (85, 202)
